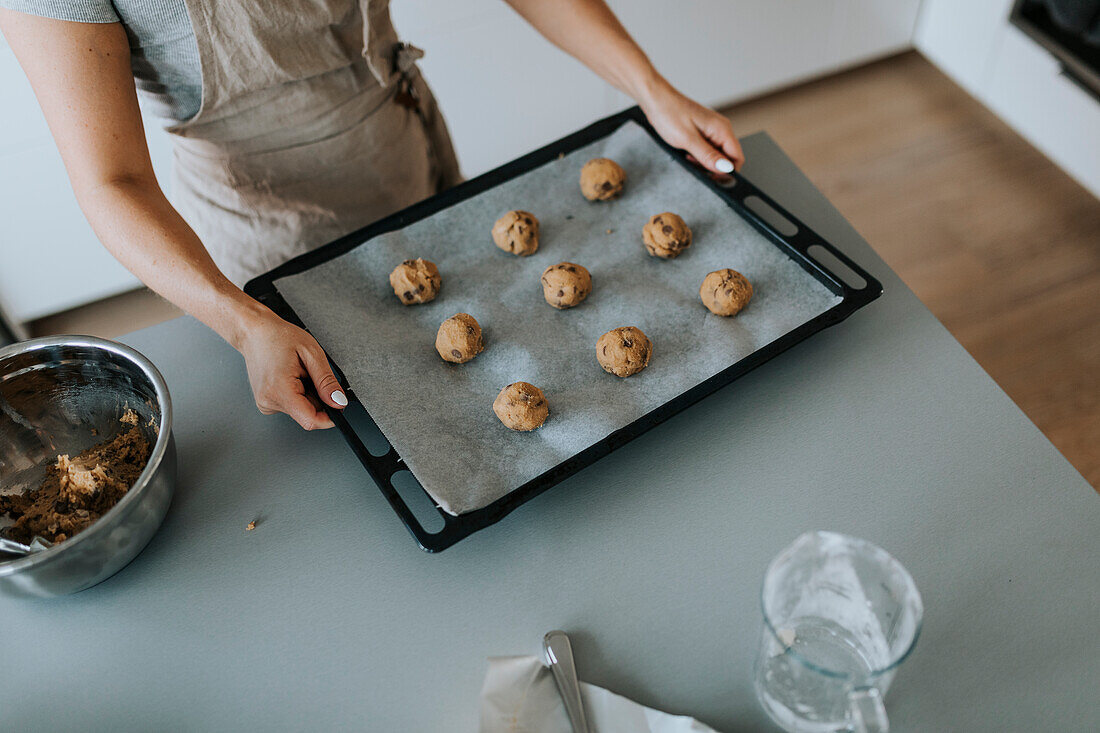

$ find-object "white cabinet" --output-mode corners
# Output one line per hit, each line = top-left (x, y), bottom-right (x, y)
(0, 0), (921, 322)
(916, 0), (1100, 198)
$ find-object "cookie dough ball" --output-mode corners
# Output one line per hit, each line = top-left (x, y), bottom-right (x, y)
(492, 210), (540, 256)
(580, 158), (626, 201)
(493, 382), (549, 431)
(541, 262), (592, 309)
(390, 258), (441, 305)
(700, 268), (753, 316)
(596, 326), (652, 378)
(435, 313), (484, 364)
(642, 213), (692, 259)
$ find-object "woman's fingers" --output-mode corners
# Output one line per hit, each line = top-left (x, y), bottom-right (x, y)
(679, 125), (731, 175)
(699, 112), (745, 172)
(687, 112), (744, 174)
(641, 86), (745, 174)
(281, 389), (335, 431)
(684, 153), (736, 185)
(297, 342), (348, 409)
(238, 308), (345, 429)
(252, 377), (333, 430)
(237, 311), (345, 431)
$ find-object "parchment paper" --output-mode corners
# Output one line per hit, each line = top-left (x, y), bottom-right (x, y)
(276, 121), (841, 515)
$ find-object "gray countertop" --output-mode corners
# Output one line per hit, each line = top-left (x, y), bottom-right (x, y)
(2, 133), (1096, 732)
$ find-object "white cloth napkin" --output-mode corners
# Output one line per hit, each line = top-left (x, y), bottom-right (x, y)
(480, 656), (720, 733)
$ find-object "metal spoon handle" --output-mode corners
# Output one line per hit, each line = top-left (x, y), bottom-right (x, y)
(0, 536), (32, 555)
(0, 530), (52, 555)
(543, 630), (590, 733)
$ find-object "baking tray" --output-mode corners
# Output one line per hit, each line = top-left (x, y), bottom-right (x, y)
(245, 107), (882, 552)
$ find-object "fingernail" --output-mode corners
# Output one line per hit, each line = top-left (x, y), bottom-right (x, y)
(715, 159), (734, 173)
(331, 390), (348, 407)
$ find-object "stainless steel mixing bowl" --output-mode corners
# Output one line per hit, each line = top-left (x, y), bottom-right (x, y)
(0, 336), (176, 597)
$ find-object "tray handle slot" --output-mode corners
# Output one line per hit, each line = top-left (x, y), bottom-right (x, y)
(805, 244), (868, 291)
(330, 404), (458, 550)
(329, 391), (479, 552)
(389, 470), (447, 533)
(743, 195), (798, 237)
(697, 165), (880, 300)
(796, 234), (879, 298)
(340, 396), (392, 457)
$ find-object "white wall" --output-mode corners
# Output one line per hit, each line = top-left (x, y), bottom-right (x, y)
(395, 0), (921, 176)
(0, 0), (920, 323)
(915, 0), (1100, 199)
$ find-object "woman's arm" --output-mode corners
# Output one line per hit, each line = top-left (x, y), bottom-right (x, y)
(0, 10), (346, 430)
(503, 0), (744, 172)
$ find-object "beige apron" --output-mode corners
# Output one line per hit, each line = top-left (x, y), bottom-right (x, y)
(167, 0), (462, 285)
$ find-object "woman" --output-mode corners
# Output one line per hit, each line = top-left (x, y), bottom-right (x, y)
(0, 0), (744, 430)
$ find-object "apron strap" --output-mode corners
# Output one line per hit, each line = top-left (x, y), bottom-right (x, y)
(361, 0), (423, 88)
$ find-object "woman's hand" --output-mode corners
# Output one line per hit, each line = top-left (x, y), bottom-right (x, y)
(234, 308), (348, 431)
(0, 12), (350, 433)
(501, 0), (744, 175)
(638, 81), (745, 175)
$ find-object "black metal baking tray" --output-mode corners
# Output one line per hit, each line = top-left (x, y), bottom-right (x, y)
(245, 107), (882, 552)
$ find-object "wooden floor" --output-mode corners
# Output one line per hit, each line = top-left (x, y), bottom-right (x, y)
(722, 51), (1099, 488)
(33, 51), (1099, 487)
